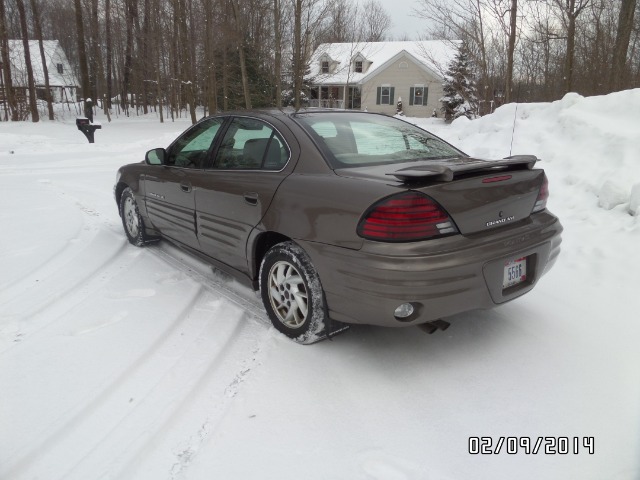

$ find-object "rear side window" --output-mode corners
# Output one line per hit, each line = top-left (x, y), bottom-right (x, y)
(295, 112), (464, 168)
(212, 118), (289, 170)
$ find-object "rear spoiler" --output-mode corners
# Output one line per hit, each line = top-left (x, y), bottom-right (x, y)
(387, 155), (538, 182)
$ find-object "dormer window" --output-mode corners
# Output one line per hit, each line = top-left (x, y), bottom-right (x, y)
(321, 60), (329, 74)
(355, 61), (363, 73)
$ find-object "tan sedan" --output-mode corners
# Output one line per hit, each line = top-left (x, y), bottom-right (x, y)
(115, 110), (562, 343)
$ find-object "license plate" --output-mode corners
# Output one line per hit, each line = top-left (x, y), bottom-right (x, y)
(503, 257), (527, 289)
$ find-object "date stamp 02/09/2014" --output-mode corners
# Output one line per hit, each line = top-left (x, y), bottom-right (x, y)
(469, 436), (595, 455)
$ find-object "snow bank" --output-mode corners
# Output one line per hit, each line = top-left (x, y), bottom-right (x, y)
(412, 89), (640, 218)
(630, 184), (640, 216)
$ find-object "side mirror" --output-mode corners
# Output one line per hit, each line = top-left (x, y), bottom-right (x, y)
(145, 148), (166, 165)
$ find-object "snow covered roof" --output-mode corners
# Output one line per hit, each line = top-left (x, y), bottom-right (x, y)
(309, 40), (459, 85)
(7, 40), (79, 88)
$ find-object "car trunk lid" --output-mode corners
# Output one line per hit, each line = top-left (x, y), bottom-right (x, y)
(334, 155), (546, 235)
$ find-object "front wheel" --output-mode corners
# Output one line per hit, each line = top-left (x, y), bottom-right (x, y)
(119, 187), (148, 246)
(259, 241), (327, 343)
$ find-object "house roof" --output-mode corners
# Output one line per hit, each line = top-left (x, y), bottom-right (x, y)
(309, 40), (459, 85)
(7, 40), (79, 87)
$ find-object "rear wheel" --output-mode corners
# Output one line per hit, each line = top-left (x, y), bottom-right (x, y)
(259, 241), (327, 343)
(120, 187), (148, 246)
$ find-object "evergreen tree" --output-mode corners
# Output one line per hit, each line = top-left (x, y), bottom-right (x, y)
(440, 45), (478, 122)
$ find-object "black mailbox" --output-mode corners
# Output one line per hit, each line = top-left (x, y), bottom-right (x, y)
(76, 117), (102, 143)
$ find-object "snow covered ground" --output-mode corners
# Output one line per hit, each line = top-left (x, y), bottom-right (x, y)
(1, 91), (639, 480)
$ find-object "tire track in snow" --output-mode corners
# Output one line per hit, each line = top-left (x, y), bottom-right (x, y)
(4, 241), (275, 480)
(66, 312), (269, 480)
(4, 285), (208, 479)
(149, 243), (268, 324)
(0, 178), (130, 349)
(0, 236), (133, 353)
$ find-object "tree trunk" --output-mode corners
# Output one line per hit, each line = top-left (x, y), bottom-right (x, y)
(74, 0), (91, 103)
(122, 0), (136, 113)
(565, 10), (576, 94)
(230, 0), (252, 109)
(610, 0), (637, 92)
(273, 0), (282, 108)
(222, 45), (229, 110)
(203, 0), (217, 114)
(504, 0), (517, 103)
(105, 0), (112, 109)
(89, 0), (100, 100)
(16, 0), (40, 121)
(141, 0), (150, 114)
(293, 0), (302, 109)
(0, 0), (18, 121)
(30, 0), (54, 120)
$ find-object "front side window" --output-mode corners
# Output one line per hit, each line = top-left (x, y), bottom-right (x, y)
(411, 86), (427, 106)
(213, 117), (289, 170)
(167, 117), (224, 168)
(295, 112), (465, 168)
(321, 60), (329, 74)
(355, 61), (363, 73)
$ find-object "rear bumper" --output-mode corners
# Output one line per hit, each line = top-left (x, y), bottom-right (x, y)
(298, 212), (562, 327)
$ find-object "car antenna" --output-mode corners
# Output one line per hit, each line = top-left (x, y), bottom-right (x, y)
(509, 84), (521, 157)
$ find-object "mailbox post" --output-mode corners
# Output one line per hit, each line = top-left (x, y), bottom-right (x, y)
(76, 117), (101, 143)
(84, 98), (94, 123)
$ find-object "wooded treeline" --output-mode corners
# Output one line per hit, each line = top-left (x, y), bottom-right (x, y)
(0, 0), (638, 122)
(0, 0), (392, 121)
(416, 0), (639, 111)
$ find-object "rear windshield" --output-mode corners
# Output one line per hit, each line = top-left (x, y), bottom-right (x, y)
(294, 112), (466, 168)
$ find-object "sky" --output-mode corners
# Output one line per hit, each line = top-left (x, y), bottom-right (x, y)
(383, 0), (429, 40)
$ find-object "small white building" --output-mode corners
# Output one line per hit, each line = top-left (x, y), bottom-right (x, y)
(4, 40), (79, 103)
(307, 41), (458, 117)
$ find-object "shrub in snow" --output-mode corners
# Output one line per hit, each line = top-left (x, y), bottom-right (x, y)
(630, 184), (640, 216)
(440, 44), (478, 123)
(598, 181), (628, 210)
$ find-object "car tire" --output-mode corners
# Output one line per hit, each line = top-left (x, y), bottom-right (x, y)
(120, 187), (148, 246)
(259, 241), (327, 343)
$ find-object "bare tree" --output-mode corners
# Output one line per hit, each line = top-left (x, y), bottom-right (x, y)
(230, 0), (252, 109)
(361, 0), (391, 41)
(0, 0), (18, 121)
(274, 0), (283, 107)
(16, 0), (39, 121)
(506, 0), (517, 102)
(610, 0), (637, 91)
(293, 0), (303, 108)
(551, 0), (591, 93)
(74, 0), (91, 102)
(413, 0), (490, 101)
(30, 0), (54, 120)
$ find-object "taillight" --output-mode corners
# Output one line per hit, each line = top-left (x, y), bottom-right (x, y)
(532, 175), (549, 213)
(357, 192), (458, 242)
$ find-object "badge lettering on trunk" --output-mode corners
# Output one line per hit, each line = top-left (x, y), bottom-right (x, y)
(486, 215), (515, 227)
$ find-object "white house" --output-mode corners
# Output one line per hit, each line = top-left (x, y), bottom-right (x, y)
(4, 40), (79, 103)
(307, 40), (458, 117)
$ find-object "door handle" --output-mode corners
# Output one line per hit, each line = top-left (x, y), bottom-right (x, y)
(244, 192), (259, 205)
(180, 183), (192, 193)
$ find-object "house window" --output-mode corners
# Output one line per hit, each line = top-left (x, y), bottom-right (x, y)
(57, 63), (63, 74)
(355, 61), (363, 73)
(410, 86), (427, 106)
(376, 85), (394, 105)
(321, 60), (329, 74)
